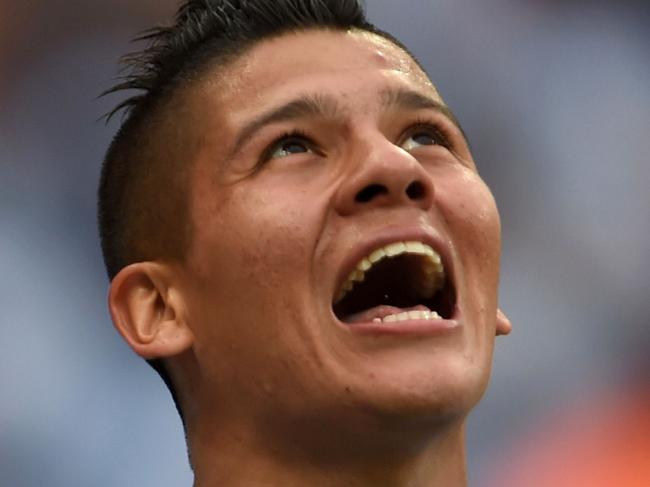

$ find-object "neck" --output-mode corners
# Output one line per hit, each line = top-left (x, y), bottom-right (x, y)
(189, 416), (468, 487)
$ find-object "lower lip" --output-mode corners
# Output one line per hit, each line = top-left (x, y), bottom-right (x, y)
(339, 318), (461, 336)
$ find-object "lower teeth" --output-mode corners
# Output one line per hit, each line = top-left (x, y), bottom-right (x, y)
(372, 310), (441, 323)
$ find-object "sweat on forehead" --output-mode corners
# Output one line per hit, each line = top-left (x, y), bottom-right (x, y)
(208, 28), (434, 98)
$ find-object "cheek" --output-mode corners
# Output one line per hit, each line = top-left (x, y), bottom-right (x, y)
(438, 170), (502, 279)
(188, 170), (328, 319)
(185, 177), (334, 399)
(222, 164), (336, 268)
(229, 184), (314, 269)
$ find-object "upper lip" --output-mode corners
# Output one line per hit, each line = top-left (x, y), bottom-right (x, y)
(332, 224), (456, 305)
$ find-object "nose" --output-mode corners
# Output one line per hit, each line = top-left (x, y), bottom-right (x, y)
(334, 135), (435, 216)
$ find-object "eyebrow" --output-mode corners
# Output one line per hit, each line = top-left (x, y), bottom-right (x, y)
(380, 87), (465, 136)
(228, 94), (342, 158)
(228, 87), (467, 158)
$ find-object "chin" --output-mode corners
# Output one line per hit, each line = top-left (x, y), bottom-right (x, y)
(354, 354), (490, 422)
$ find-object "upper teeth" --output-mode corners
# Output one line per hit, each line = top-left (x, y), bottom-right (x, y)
(335, 241), (445, 303)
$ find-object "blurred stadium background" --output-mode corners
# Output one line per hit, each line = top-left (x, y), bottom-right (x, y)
(1, 0), (648, 485)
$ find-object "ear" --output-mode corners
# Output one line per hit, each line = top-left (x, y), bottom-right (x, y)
(496, 308), (512, 336)
(108, 262), (194, 359)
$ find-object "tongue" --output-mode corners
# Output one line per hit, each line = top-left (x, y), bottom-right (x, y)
(342, 304), (431, 325)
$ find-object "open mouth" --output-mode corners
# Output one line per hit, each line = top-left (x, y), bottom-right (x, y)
(333, 241), (456, 324)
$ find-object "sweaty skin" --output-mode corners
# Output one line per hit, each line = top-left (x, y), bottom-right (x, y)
(111, 28), (510, 487)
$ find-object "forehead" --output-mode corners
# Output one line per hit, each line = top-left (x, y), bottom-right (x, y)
(231, 29), (431, 85)
(193, 29), (442, 123)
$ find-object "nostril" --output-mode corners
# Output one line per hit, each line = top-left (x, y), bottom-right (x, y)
(355, 184), (388, 203)
(405, 181), (426, 200)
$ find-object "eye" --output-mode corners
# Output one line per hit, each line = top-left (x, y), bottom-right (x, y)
(256, 130), (322, 170)
(400, 124), (449, 151)
(267, 134), (313, 160)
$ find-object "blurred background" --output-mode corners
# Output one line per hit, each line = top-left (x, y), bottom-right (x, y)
(1, 0), (648, 485)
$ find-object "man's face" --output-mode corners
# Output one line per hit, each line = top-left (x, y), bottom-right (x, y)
(178, 29), (504, 437)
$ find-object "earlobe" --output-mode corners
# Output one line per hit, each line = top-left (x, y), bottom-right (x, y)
(108, 262), (194, 359)
(496, 308), (512, 336)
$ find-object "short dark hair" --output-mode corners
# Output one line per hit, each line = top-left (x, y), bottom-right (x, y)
(98, 0), (421, 421)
